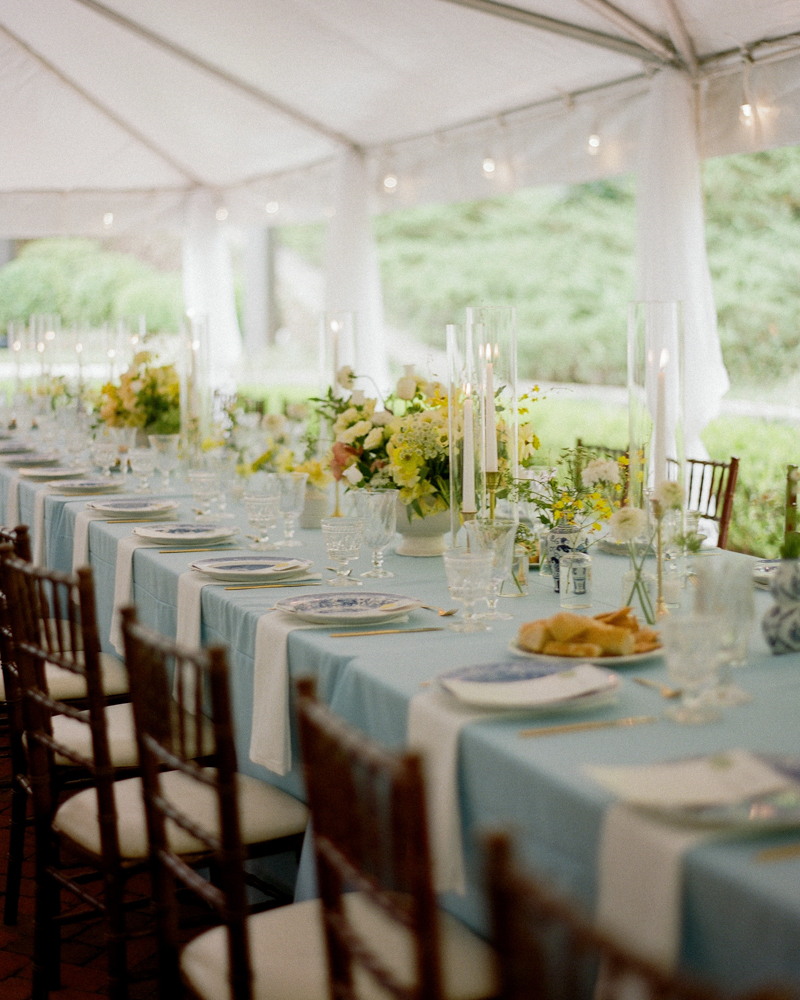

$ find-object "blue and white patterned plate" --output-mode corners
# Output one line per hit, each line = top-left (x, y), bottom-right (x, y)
(133, 523), (239, 546)
(190, 555), (312, 582)
(274, 591), (422, 625)
(55, 478), (125, 495)
(3, 452), (60, 468)
(86, 498), (180, 518)
(439, 659), (620, 711)
(17, 466), (89, 481)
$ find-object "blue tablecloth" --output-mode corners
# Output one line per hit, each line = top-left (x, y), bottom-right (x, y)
(5, 460), (800, 992)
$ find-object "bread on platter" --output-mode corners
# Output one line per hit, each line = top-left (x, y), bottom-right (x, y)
(517, 606), (660, 658)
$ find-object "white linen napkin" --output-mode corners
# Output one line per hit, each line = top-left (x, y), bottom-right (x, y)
(176, 570), (212, 649)
(407, 686), (498, 895)
(109, 535), (149, 654)
(6, 473), (20, 525)
(72, 509), (105, 570)
(249, 611), (315, 776)
(32, 488), (46, 566)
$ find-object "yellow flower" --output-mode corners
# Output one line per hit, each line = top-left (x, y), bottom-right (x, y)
(276, 448), (295, 473)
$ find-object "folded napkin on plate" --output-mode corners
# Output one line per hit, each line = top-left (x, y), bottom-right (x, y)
(109, 535), (150, 654)
(590, 750), (789, 970)
(33, 488), (47, 566)
(6, 473), (20, 526)
(249, 611), (316, 776)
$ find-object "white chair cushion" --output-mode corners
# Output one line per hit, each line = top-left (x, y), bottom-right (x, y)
(180, 894), (497, 1000)
(50, 701), (140, 768)
(53, 768), (309, 860)
(0, 652), (128, 702)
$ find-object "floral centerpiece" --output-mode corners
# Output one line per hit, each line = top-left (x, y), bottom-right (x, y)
(98, 351), (180, 434)
(519, 448), (622, 534)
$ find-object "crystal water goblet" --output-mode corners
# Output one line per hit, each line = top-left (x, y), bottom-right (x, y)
(465, 518), (517, 619)
(660, 616), (722, 724)
(128, 448), (155, 492)
(148, 434), (180, 492)
(278, 472), (309, 547)
(442, 548), (494, 632)
(244, 495), (281, 551)
(354, 489), (398, 577)
(188, 470), (218, 522)
(92, 440), (117, 478)
(321, 517), (363, 586)
(209, 450), (238, 520)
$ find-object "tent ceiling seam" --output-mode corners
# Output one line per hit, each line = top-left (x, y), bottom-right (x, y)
(69, 0), (356, 151)
(0, 19), (204, 187)
(658, 0), (697, 74)
(438, 0), (675, 66)
(573, 0), (678, 63)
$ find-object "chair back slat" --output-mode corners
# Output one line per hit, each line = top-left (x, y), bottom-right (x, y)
(296, 677), (443, 1000)
(666, 456), (738, 549)
(785, 465), (798, 538)
(120, 607), (251, 1000)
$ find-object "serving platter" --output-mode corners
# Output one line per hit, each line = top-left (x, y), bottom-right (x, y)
(190, 554), (312, 582)
(438, 659), (621, 711)
(507, 639), (662, 667)
(86, 498), (180, 518)
(274, 592), (421, 625)
(133, 523), (239, 546)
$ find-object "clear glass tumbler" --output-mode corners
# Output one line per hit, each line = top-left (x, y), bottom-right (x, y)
(148, 434), (180, 492)
(354, 489), (398, 578)
(128, 448), (155, 492)
(188, 470), (218, 522)
(92, 441), (117, 478)
(278, 472), (309, 547)
(442, 548), (494, 632)
(559, 551), (592, 609)
(321, 517), (363, 586)
(244, 495), (281, 551)
(465, 518), (517, 620)
(660, 615), (722, 725)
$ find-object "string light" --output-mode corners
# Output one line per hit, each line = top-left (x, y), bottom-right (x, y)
(383, 173), (398, 193)
(587, 134), (600, 155)
(739, 102), (755, 126)
(482, 156), (496, 176)
(265, 201), (279, 214)
(103, 212), (113, 226)
(215, 206), (229, 221)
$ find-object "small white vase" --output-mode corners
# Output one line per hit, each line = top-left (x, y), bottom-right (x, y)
(395, 499), (450, 557)
(299, 487), (330, 529)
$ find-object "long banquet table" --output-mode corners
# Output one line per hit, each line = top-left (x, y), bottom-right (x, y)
(6, 466), (800, 993)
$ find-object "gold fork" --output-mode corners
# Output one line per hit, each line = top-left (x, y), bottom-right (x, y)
(419, 604), (458, 617)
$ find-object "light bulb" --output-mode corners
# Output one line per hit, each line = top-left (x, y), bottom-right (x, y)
(482, 157), (496, 176)
(265, 201), (279, 214)
(103, 212), (114, 226)
(383, 173), (398, 192)
(215, 207), (229, 221)
(588, 134), (600, 155)
(740, 103), (755, 126)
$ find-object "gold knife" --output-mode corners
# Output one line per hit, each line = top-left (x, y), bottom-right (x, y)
(330, 627), (445, 638)
(225, 581), (321, 591)
(519, 715), (657, 738)
(754, 842), (800, 864)
(158, 546), (245, 554)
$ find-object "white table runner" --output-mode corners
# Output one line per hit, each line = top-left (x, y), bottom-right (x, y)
(32, 488), (46, 566)
(109, 535), (149, 654)
(72, 509), (106, 570)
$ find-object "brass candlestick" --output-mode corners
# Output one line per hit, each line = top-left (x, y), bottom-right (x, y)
(332, 479), (343, 517)
(486, 471), (501, 520)
(655, 517), (669, 619)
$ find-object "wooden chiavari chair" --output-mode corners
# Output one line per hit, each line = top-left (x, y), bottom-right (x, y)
(485, 831), (791, 1000)
(666, 457), (739, 549)
(785, 465), (798, 539)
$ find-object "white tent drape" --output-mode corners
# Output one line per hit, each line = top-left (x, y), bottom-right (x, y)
(635, 69), (730, 460)
(325, 148), (391, 395)
(181, 189), (242, 385)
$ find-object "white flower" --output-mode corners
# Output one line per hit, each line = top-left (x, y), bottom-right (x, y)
(581, 457), (620, 487)
(396, 376), (417, 401)
(371, 410), (392, 426)
(336, 365), (355, 390)
(655, 480), (683, 510)
(608, 506), (648, 543)
(333, 407), (359, 434)
(350, 389), (366, 406)
(342, 464), (363, 486)
(363, 427), (384, 450)
(263, 413), (286, 435)
(285, 402), (308, 422)
(338, 419), (372, 445)
(423, 380), (444, 399)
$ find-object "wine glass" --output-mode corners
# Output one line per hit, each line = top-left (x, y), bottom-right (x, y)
(464, 518), (517, 619)
(660, 616), (722, 724)
(354, 489), (398, 577)
(128, 448), (155, 492)
(188, 470), (218, 522)
(148, 434), (180, 492)
(277, 472), (308, 547)
(442, 548), (494, 632)
(321, 517), (363, 586)
(92, 440), (117, 478)
(244, 495), (281, 550)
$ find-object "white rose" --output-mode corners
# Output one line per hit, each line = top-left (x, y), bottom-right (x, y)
(396, 376), (416, 400)
(371, 410), (392, 426)
(338, 420), (372, 445)
(336, 366), (355, 389)
(342, 464), (363, 486)
(363, 427), (384, 450)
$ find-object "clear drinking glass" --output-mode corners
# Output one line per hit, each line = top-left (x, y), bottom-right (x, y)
(354, 489), (398, 577)
(660, 616), (722, 724)
(209, 450), (238, 520)
(465, 518), (517, 620)
(559, 551), (592, 609)
(111, 426), (137, 480)
(188, 470), (218, 522)
(244, 495), (281, 551)
(92, 440), (117, 478)
(148, 434), (180, 492)
(278, 472), (309, 548)
(442, 548), (494, 632)
(128, 448), (155, 492)
(321, 517), (363, 587)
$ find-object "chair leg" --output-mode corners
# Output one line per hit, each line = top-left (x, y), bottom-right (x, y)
(32, 863), (61, 999)
(4, 779), (27, 925)
(104, 872), (130, 1000)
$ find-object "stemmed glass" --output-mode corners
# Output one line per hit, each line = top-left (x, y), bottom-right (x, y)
(321, 517), (363, 586)
(188, 470), (218, 522)
(660, 616), (722, 724)
(278, 472), (308, 547)
(465, 518), (517, 619)
(209, 450), (238, 520)
(244, 495), (281, 550)
(128, 448), (155, 492)
(92, 440), (117, 478)
(442, 548), (494, 632)
(354, 489), (398, 577)
(148, 434), (180, 492)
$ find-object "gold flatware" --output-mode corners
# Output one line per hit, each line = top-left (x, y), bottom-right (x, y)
(754, 842), (800, 864)
(225, 581), (321, 591)
(330, 627), (446, 638)
(157, 546), (245, 554)
(633, 677), (682, 699)
(519, 715), (657, 739)
(100, 518), (179, 524)
(420, 604), (458, 616)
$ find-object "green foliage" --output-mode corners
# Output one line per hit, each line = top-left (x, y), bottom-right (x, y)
(780, 531), (800, 560)
(0, 239), (184, 331)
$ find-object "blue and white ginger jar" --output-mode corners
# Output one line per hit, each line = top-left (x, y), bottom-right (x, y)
(762, 560), (800, 654)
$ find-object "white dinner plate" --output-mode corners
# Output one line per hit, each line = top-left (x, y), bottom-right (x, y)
(133, 523), (240, 546)
(507, 639), (663, 667)
(438, 659), (621, 712)
(190, 554), (312, 582)
(55, 478), (125, 495)
(3, 452), (60, 468)
(0, 443), (35, 455)
(273, 592), (422, 625)
(17, 466), (88, 481)
(86, 498), (180, 518)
